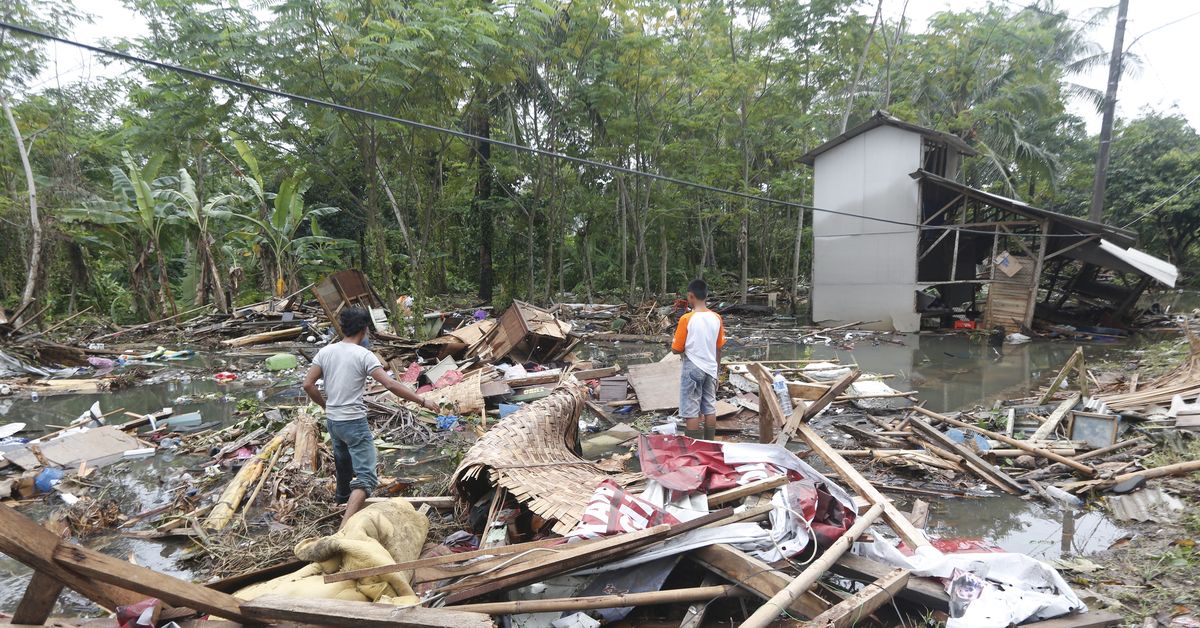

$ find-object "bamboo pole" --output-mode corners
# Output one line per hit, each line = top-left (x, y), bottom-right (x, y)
(741, 503), (885, 628)
(1112, 459), (1200, 483)
(450, 584), (742, 615)
(912, 407), (1095, 477)
(204, 420), (296, 531)
(220, 326), (304, 348)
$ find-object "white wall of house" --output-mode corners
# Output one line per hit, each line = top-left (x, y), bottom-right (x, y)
(811, 125), (922, 331)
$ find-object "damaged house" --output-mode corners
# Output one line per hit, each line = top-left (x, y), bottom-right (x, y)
(802, 111), (1178, 333)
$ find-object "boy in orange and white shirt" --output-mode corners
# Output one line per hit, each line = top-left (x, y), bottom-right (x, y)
(671, 279), (726, 440)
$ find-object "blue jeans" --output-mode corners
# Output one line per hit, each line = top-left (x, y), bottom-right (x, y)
(679, 357), (717, 418)
(327, 418), (378, 503)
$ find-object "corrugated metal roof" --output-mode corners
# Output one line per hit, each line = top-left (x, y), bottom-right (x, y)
(799, 111), (977, 165)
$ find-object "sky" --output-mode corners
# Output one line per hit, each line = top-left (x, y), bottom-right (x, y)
(25, 0), (1200, 135)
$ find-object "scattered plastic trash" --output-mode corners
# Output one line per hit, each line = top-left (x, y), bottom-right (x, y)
(498, 403), (521, 418)
(0, 422), (25, 439)
(649, 422), (677, 435)
(948, 565), (988, 618)
(264, 353), (299, 371)
(0, 383), (10, 396)
(58, 491), (80, 506)
(214, 372), (238, 382)
(772, 374), (794, 416)
(436, 415), (460, 430)
(87, 356), (116, 369)
(1045, 485), (1085, 508)
(1005, 332), (1031, 344)
(34, 468), (64, 493)
(30, 391), (39, 402)
(552, 612), (601, 628)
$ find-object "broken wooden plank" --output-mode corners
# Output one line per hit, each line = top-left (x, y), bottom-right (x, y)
(1038, 347), (1083, 405)
(908, 417), (1026, 494)
(741, 503), (884, 628)
(907, 499), (930, 529)
(11, 570), (65, 625)
(52, 543), (250, 622)
(748, 363), (783, 443)
(325, 536), (569, 584)
(0, 504), (145, 611)
(1030, 393), (1081, 442)
(219, 326), (303, 348)
(807, 567), (910, 628)
(830, 553), (949, 610)
(626, 359), (683, 412)
(241, 594), (492, 628)
(691, 544), (828, 619)
(790, 423), (931, 549)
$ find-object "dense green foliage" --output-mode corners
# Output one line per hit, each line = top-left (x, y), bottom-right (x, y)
(0, 0), (1197, 324)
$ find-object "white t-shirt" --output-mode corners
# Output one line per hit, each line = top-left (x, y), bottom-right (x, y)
(313, 341), (383, 421)
(671, 310), (726, 378)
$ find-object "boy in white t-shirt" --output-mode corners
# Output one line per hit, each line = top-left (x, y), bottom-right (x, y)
(671, 279), (726, 440)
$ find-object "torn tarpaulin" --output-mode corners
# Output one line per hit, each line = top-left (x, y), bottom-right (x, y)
(854, 539), (1086, 628)
(568, 479), (680, 539)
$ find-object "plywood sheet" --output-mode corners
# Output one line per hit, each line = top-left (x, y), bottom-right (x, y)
(626, 360), (682, 412)
(6, 426), (142, 470)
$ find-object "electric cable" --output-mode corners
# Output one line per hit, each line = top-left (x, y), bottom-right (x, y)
(1, 20), (1114, 240)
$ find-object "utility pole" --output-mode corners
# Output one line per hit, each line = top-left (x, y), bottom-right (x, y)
(1089, 0), (1130, 223)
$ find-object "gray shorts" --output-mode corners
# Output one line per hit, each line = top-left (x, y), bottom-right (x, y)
(679, 357), (717, 418)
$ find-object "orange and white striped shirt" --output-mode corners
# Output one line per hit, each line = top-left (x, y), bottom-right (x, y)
(671, 310), (726, 378)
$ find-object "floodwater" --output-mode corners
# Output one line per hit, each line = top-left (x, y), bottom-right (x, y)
(0, 331), (1153, 614)
(584, 329), (1137, 412)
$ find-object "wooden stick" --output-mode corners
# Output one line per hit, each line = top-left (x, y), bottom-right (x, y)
(691, 544), (829, 619)
(797, 369), (861, 425)
(1038, 347), (1082, 404)
(789, 423), (930, 548)
(748, 363), (782, 443)
(741, 503), (885, 628)
(241, 594), (491, 628)
(1112, 459), (1200, 483)
(913, 407), (1096, 477)
(38, 306), (94, 336)
(89, 304), (211, 342)
(908, 418), (1024, 494)
(449, 584), (743, 615)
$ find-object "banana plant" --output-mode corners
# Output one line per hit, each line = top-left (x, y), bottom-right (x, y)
(61, 152), (183, 319)
(230, 173), (347, 296)
(167, 169), (237, 312)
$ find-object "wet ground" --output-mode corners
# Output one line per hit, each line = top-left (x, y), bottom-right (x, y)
(0, 331), (1158, 614)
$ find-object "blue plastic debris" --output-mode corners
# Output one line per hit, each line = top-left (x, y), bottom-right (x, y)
(498, 403), (521, 418)
(436, 415), (460, 430)
(34, 468), (64, 493)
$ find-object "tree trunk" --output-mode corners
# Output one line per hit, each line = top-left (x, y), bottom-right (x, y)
(2, 95), (41, 325)
(791, 204), (806, 314)
(840, 0), (884, 133)
(1088, 0), (1129, 222)
(470, 85), (495, 303)
(660, 223), (668, 297)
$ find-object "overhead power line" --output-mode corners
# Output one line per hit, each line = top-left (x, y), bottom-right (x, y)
(0, 21), (1111, 239)
(1120, 171), (1200, 228)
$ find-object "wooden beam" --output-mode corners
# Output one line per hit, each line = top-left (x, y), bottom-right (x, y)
(908, 417), (1026, 494)
(11, 570), (65, 625)
(913, 407), (1095, 478)
(1044, 235), (1100, 261)
(52, 544), (251, 623)
(0, 504), (145, 612)
(748, 363), (782, 443)
(241, 595), (492, 628)
(741, 504), (884, 628)
(706, 475), (788, 507)
(449, 584), (743, 615)
(1030, 393), (1081, 441)
(790, 424), (930, 548)
(796, 370), (861, 426)
(807, 567), (910, 628)
(691, 544), (829, 619)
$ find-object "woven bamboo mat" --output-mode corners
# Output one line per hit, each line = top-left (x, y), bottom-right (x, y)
(451, 384), (642, 534)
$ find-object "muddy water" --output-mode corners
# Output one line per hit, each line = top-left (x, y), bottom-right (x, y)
(0, 335), (1146, 614)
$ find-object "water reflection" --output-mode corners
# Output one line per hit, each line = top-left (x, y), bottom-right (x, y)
(925, 496), (1127, 559)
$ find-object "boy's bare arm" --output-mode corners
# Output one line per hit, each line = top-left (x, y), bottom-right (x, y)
(370, 368), (439, 412)
(302, 365), (325, 409)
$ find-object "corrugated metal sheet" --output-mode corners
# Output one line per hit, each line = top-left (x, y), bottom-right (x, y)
(1106, 488), (1184, 523)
